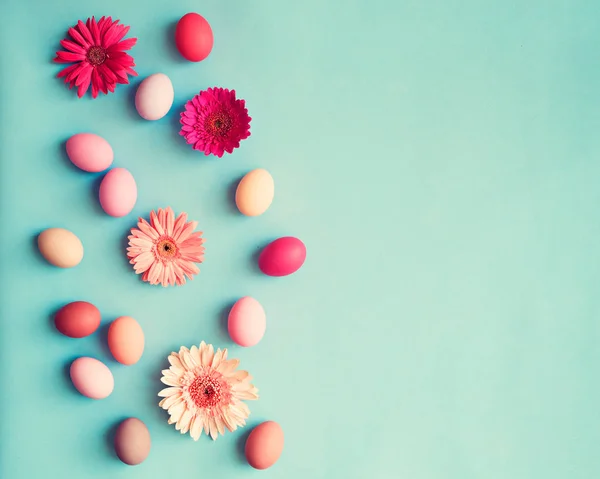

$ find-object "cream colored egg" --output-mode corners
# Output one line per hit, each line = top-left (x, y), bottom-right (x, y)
(235, 169), (274, 216)
(37, 228), (84, 268)
(135, 73), (174, 121)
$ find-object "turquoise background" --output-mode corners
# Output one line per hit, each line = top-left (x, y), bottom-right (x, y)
(2, 0), (600, 477)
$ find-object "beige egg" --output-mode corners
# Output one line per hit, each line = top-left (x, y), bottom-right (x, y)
(37, 228), (84, 268)
(235, 169), (275, 216)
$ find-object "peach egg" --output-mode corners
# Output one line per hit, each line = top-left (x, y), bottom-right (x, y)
(108, 316), (144, 365)
(235, 169), (274, 217)
(245, 421), (284, 470)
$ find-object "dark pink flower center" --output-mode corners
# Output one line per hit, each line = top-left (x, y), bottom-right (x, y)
(188, 374), (231, 409)
(86, 46), (107, 66)
(204, 110), (233, 137)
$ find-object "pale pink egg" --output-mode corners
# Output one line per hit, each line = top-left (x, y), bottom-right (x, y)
(66, 133), (113, 172)
(98, 168), (137, 217)
(70, 357), (114, 399)
(228, 297), (266, 347)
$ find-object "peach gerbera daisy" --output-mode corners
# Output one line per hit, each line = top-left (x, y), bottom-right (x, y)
(127, 207), (205, 287)
(158, 342), (259, 440)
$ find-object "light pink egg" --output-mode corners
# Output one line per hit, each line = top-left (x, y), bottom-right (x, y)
(99, 168), (137, 217)
(66, 133), (113, 172)
(70, 357), (114, 399)
(228, 296), (266, 347)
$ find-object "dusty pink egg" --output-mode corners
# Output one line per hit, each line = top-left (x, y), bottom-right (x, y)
(66, 133), (113, 172)
(258, 237), (306, 277)
(228, 297), (266, 347)
(98, 168), (137, 217)
(70, 357), (114, 399)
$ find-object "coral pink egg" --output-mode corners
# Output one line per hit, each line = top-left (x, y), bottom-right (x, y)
(228, 297), (266, 347)
(54, 301), (101, 338)
(66, 133), (113, 172)
(175, 13), (214, 62)
(258, 237), (306, 277)
(245, 421), (284, 470)
(70, 357), (114, 399)
(108, 316), (145, 365)
(98, 168), (137, 217)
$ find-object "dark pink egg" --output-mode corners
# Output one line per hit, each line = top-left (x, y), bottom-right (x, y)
(258, 237), (306, 277)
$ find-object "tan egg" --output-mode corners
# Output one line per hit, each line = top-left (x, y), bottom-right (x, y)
(108, 316), (145, 365)
(37, 228), (84, 268)
(235, 169), (274, 216)
(114, 418), (151, 465)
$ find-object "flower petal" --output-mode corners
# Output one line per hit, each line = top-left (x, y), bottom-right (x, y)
(77, 20), (94, 45)
(168, 353), (184, 370)
(158, 386), (180, 398)
(190, 415), (204, 441)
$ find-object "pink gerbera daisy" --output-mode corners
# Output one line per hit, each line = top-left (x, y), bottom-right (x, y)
(159, 342), (259, 440)
(54, 16), (137, 98)
(180, 87), (251, 157)
(127, 207), (205, 287)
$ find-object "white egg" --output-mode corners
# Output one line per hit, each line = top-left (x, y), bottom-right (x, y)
(135, 73), (174, 121)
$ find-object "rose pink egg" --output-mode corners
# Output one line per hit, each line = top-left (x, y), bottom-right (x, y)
(175, 13), (213, 62)
(70, 357), (114, 399)
(258, 237), (306, 277)
(228, 297), (266, 347)
(98, 168), (137, 217)
(54, 301), (101, 338)
(66, 133), (113, 172)
(245, 421), (284, 470)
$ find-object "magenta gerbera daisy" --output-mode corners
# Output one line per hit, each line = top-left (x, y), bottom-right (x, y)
(54, 16), (137, 99)
(179, 87), (251, 157)
(127, 207), (205, 287)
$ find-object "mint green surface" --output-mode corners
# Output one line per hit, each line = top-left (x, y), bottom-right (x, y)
(2, 1), (600, 478)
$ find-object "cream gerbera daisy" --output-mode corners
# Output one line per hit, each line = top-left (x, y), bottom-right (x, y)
(158, 341), (259, 440)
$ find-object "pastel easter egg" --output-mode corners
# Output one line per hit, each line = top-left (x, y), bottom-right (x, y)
(66, 133), (113, 172)
(54, 301), (101, 338)
(228, 297), (266, 347)
(245, 421), (284, 470)
(37, 227), (84, 268)
(108, 316), (144, 365)
(235, 169), (275, 217)
(99, 168), (137, 217)
(70, 357), (114, 399)
(258, 237), (306, 277)
(175, 13), (214, 62)
(114, 418), (151, 465)
(135, 73), (174, 121)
